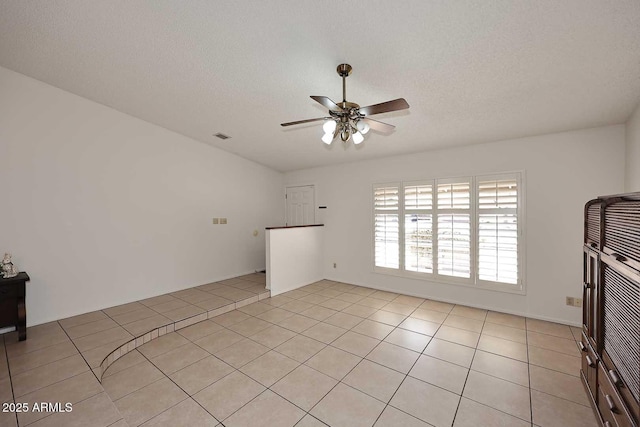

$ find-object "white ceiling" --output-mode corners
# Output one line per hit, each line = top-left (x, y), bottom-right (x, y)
(1, 1), (639, 172)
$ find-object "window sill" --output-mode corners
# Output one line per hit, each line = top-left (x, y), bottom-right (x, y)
(373, 267), (526, 295)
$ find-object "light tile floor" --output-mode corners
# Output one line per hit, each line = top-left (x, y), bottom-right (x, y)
(0, 274), (267, 427)
(1, 277), (599, 427)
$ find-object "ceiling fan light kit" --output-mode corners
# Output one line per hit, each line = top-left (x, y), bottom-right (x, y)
(281, 64), (409, 146)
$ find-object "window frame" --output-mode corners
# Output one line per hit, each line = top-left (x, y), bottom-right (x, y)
(372, 171), (526, 295)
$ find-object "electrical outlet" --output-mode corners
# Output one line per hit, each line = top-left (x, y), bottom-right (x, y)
(212, 218), (219, 224)
(220, 218), (227, 224)
(566, 297), (583, 307)
(333, 263), (337, 269)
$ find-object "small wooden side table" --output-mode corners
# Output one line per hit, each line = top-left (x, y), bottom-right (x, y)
(0, 272), (30, 341)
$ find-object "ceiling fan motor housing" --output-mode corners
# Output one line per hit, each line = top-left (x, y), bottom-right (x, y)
(336, 63), (352, 77)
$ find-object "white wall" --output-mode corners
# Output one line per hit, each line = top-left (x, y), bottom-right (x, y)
(285, 126), (626, 325)
(625, 101), (640, 192)
(266, 226), (324, 296)
(0, 66), (284, 326)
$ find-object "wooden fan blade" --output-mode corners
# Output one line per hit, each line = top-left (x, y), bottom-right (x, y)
(359, 98), (409, 116)
(310, 96), (342, 111)
(362, 117), (395, 132)
(281, 117), (328, 127)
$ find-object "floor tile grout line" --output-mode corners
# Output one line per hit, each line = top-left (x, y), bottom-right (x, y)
(459, 395), (535, 425)
(103, 307), (167, 330)
(117, 377), (191, 426)
(373, 301), (465, 424)
(529, 387), (593, 409)
(57, 310), (112, 330)
(293, 414), (328, 427)
(60, 316), (123, 339)
(3, 334), (71, 360)
(102, 350), (148, 380)
(481, 315), (554, 424)
(18, 382), (114, 427)
(9, 349), (91, 392)
(16, 371), (108, 426)
(67, 325), (133, 350)
(13, 368), (100, 402)
(526, 317), (534, 427)
(106, 417), (127, 427)
(1, 335), (19, 427)
(436, 324), (581, 370)
(118, 339), (225, 425)
(449, 311), (485, 426)
(525, 341), (583, 358)
(370, 307), (450, 426)
(53, 322), (102, 384)
(444, 314), (536, 425)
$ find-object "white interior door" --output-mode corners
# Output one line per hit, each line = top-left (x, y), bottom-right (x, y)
(286, 185), (315, 226)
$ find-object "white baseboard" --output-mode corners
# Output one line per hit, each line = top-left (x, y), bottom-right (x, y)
(323, 276), (582, 328)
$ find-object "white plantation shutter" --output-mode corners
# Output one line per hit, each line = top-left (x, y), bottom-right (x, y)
(437, 182), (470, 209)
(436, 180), (471, 278)
(477, 177), (519, 284)
(374, 185), (400, 269)
(404, 183), (433, 273)
(372, 173), (523, 291)
(405, 184), (433, 210)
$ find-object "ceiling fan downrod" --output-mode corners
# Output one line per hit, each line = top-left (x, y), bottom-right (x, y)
(337, 63), (352, 104)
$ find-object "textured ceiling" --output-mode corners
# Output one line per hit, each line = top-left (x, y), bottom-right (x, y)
(1, 1), (639, 172)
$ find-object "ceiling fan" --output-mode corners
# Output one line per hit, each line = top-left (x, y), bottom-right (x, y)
(281, 64), (409, 145)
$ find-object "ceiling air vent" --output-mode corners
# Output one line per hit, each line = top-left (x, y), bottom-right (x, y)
(214, 133), (231, 140)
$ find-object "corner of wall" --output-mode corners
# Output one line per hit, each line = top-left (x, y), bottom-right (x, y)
(625, 100), (640, 192)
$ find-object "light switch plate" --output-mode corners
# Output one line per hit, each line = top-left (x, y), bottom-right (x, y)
(220, 218), (227, 224)
(212, 218), (219, 224)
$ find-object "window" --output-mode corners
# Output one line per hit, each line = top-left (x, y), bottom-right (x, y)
(404, 183), (433, 273)
(374, 185), (400, 269)
(373, 172), (523, 292)
(477, 176), (519, 285)
(436, 179), (471, 278)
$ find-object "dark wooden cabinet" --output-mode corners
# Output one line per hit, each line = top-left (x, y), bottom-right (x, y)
(0, 272), (29, 341)
(582, 193), (639, 427)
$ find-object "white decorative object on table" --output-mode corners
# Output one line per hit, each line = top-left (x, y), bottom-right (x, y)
(1, 253), (18, 278)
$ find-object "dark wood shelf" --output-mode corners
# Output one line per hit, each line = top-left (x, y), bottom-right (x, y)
(0, 271), (30, 341)
(265, 224), (324, 230)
